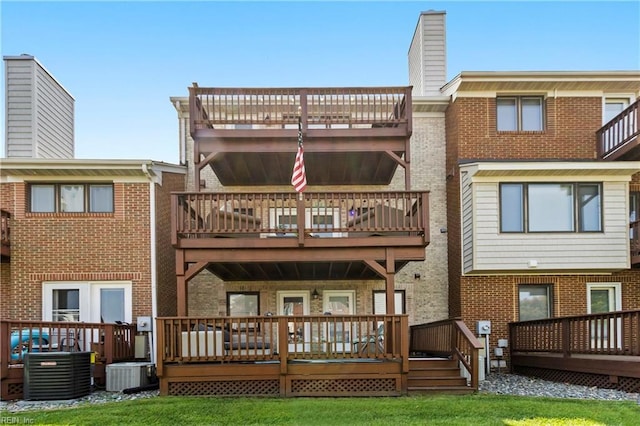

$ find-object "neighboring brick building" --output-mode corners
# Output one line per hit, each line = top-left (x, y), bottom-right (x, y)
(442, 72), (640, 365)
(0, 159), (185, 323)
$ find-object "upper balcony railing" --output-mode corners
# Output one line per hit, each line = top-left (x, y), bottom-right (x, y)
(189, 86), (411, 132)
(0, 210), (10, 259)
(597, 99), (639, 160)
(171, 191), (429, 246)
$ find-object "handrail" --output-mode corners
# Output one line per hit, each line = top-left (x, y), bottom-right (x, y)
(597, 99), (639, 159)
(189, 86), (412, 131)
(171, 191), (428, 243)
(409, 318), (482, 390)
(509, 309), (640, 357)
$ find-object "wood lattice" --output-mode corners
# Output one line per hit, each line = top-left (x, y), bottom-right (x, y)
(513, 366), (640, 393)
(290, 378), (396, 395)
(0, 382), (23, 401)
(168, 380), (279, 396)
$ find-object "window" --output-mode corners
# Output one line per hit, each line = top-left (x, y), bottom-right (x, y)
(227, 292), (260, 316)
(43, 281), (132, 323)
(497, 96), (544, 131)
(518, 285), (553, 321)
(603, 98), (630, 123)
(500, 183), (602, 233)
(30, 183), (114, 213)
(269, 207), (342, 237)
(372, 290), (406, 314)
(630, 192), (639, 240)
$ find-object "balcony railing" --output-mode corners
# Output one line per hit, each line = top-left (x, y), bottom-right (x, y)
(171, 191), (429, 244)
(509, 310), (640, 356)
(1, 210), (9, 258)
(189, 86), (411, 131)
(156, 315), (407, 369)
(597, 99), (639, 159)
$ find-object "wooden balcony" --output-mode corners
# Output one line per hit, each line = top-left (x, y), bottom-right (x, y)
(597, 99), (639, 160)
(189, 86), (413, 186)
(156, 315), (479, 397)
(1, 209), (9, 261)
(0, 320), (137, 400)
(509, 310), (640, 393)
(172, 191), (429, 281)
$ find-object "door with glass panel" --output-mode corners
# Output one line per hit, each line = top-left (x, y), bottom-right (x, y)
(322, 291), (355, 352)
(277, 291), (310, 352)
(587, 283), (622, 350)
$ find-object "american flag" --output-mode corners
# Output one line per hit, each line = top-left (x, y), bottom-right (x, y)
(291, 117), (307, 192)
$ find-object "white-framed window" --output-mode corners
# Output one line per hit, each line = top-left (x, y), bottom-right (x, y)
(587, 283), (621, 314)
(372, 290), (406, 314)
(603, 96), (632, 124)
(500, 183), (602, 233)
(518, 284), (553, 321)
(42, 281), (132, 323)
(269, 207), (342, 237)
(30, 183), (114, 213)
(497, 96), (544, 131)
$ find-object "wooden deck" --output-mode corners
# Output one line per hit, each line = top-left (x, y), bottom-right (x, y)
(509, 310), (640, 393)
(0, 320), (137, 400)
(156, 316), (480, 397)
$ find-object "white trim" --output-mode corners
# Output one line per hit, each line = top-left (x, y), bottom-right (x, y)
(148, 180), (158, 364)
(322, 290), (355, 314)
(42, 281), (133, 323)
(586, 282), (622, 313)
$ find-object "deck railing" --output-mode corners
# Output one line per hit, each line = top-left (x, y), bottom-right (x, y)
(0, 210), (10, 256)
(509, 310), (640, 357)
(597, 99), (639, 159)
(156, 315), (408, 376)
(172, 191), (428, 243)
(409, 318), (482, 390)
(189, 86), (411, 131)
(1, 320), (136, 382)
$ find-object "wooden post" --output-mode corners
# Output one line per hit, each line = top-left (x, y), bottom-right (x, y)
(0, 321), (9, 380)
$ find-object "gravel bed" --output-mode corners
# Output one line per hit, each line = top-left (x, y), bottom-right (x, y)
(479, 373), (639, 402)
(1, 374), (638, 413)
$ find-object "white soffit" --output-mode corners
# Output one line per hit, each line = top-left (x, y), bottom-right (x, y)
(461, 161), (640, 180)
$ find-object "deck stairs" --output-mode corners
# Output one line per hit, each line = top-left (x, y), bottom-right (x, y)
(407, 357), (474, 395)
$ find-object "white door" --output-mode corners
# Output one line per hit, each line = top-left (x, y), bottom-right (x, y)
(587, 283), (622, 349)
(277, 291), (310, 352)
(323, 291), (355, 352)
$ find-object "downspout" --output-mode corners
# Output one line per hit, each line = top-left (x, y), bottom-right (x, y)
(142, 162), (158, 365)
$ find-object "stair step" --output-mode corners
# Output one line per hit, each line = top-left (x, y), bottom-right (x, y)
(408, 376), (467, 387)
(407, 385), (474, 395)
(408, 368), (461, 377)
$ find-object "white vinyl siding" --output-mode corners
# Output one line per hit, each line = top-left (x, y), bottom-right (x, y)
(461, 171), (474, 273)
(467, 181), (629, 272)
(4, 56), (73, 159)
(408, 11), (446, 96)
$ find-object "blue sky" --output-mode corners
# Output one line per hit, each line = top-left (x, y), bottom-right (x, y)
(1, 1), (639, 164)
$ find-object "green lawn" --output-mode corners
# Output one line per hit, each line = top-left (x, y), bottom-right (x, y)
(1, 394), (639, 426)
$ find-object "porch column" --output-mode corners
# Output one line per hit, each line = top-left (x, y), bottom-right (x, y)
(176, 250), (188, 316)
(385, 248), (396, 315)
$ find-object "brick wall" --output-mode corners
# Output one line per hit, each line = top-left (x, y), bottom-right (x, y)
(2, 181), (153, 320)
(155, 172), (186, 317)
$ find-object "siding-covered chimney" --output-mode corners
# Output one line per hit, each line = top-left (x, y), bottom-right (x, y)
(4, 54), (74, 158)
(408, 11), (447, 97)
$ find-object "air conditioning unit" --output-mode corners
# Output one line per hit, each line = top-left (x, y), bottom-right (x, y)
(24, 351), (91, 400)
(106, 362), (152, 392)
